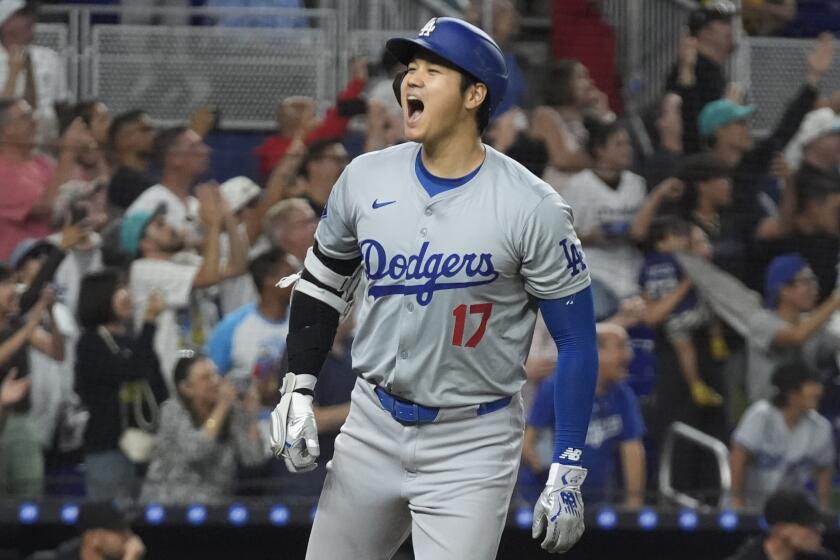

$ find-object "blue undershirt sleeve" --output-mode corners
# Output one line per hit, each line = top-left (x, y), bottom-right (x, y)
(537, 285), (598, 465)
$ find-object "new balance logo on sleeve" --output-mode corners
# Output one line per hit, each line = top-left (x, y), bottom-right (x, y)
(558, 448), (582, 462)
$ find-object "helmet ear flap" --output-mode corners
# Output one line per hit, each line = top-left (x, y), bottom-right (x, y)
(392, 70), (407, 107)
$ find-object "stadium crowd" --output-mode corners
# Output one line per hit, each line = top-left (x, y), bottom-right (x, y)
(2, 0), (840, 539)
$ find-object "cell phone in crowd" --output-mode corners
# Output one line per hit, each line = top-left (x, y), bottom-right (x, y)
(336, 98), (368, 118)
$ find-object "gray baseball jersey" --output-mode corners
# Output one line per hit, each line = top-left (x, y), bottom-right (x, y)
(315, 142), (590, 407)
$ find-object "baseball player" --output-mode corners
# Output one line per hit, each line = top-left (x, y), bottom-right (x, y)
(270, 17), (598, 559)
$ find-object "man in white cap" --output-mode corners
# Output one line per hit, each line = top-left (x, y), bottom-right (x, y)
(0, 0), (68, 145)
(786, 107), (840, 193)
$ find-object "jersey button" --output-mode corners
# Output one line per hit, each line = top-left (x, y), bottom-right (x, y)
(420, 228), (427, 237)
(407, 303), (414, 312)
(400, 351), (408, 359)
(424, 208), (432, 216)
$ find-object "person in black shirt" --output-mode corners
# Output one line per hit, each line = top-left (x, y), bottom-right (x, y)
(727, 489), (836, 560)
(24, 501), (146, 560)
(696, 34), (835, 289)
(107, 110), (157, 211)
(74, 269), (166, 501)
(0, 264), (64, 497)
(666, 2), (736, 154)
(757, 175), (840, 302)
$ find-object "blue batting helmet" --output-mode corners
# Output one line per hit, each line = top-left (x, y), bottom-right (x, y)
(386, 17), (508, 115)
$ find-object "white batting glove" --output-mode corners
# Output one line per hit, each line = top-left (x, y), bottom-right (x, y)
(269, 373), (320, 473)
(532, 463), (588, 554)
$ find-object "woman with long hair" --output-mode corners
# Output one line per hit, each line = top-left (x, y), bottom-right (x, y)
(140, 351), (267, 504)
(75, 268), (167, 500)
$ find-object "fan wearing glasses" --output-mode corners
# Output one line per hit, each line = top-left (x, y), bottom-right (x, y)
(745, 253), (840, 403)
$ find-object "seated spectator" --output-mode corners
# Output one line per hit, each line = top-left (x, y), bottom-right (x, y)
(139, 351), (267, 505)
(75, 270), (167, 501)
(0, 265), (62, 497)
(521, 323), (645, 508)
(254, 60), (367, 178)
(726, 489), (836, 560)
(0, 0), (69, 144)
(0, 98), (86, 260)
(730, 361), (834, 510)
(563, 120), (678, 298)
(666, 3), (736, 153)
(24, 500), (147, 560)
(746, 254), (840, 402)
(742, 0), (796, 36)
(121, 186), (248, 388)
(297, 138), (348, 217)
(126, 126), (211, 246)
(206, 248), (294, 394)
(107, 110), (157, 211)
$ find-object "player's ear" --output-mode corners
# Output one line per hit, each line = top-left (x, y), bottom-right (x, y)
(392, 70), (408, 107)
(464, 82), (487, 111)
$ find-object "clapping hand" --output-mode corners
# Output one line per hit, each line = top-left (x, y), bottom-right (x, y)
(0, 369), (30, 408)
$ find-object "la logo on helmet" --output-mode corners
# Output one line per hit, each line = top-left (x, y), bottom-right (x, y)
(418, 18), (437, 37)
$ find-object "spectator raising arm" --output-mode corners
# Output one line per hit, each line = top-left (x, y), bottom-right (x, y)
(0, 288), (54, 366)
(630, 178), (684, 242)
(221, 198), (248, 278)
(771, 290), (840, 346)
(246, 134), (307, 244)
(192, 184), (247, 290)
(27, 288), (64, 362)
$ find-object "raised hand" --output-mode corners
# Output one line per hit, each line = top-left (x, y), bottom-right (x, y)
(808, 32), (836, 85)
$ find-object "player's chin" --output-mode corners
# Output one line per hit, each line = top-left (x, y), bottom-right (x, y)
(402, 122), (427, 143)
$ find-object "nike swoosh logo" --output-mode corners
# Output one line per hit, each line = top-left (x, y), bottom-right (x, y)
(372, 199), (397, 209)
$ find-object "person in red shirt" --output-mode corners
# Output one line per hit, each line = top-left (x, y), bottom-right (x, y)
(552, 0), (622, 114)
(0, 98), (84, 260)
(254, 59), (368, 178)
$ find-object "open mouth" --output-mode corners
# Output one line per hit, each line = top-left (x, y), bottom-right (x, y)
(407, 97), (425, 124)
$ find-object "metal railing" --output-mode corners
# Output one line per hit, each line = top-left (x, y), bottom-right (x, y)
(658, 421), (731, 511)
(28, 2), (470, 130)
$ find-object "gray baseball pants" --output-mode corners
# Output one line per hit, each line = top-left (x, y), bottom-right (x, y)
(305, 377), (524, 560)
